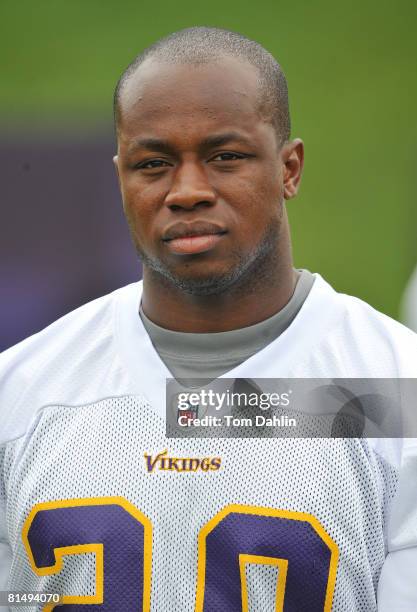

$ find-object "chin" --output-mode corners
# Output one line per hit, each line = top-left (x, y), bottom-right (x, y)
(166, 265), (239, 295)
(172, 275), (236, 296)
(141, 245), (268, 296)
(144, 257), (241, 296)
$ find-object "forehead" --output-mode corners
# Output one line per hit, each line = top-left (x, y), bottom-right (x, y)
(117, 56), (266, 141)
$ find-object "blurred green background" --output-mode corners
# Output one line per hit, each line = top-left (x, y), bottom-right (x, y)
(1, 0), (416, 322)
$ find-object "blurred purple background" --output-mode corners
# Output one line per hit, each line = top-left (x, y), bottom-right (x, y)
(1, 135), (140, 351)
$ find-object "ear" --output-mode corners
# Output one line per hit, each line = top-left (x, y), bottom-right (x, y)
(113, 155), (121, 188)
(281, 139), (304, 200)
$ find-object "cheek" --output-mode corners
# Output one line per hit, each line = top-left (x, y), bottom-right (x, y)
(257, 162), (283, 202)
(239, 184), (283, 249)
(237, 175), (283, 228)
(231, 161), (282, 205)
(120, 179), (161, 234)
(255, 175), (284, 227)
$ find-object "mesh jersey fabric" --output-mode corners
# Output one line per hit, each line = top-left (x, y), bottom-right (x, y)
(0, 398), (399, 611)
(1, 274), (417, 610)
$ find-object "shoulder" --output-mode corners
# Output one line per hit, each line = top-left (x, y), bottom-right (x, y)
(0, 282), (141, 443)
(340, 287), (417, 373)
(309, 275), (417, 377)
(302, 277), (417, 467)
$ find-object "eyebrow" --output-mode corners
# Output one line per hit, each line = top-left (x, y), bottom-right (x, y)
(127, 138), (175, 155)
(127, 132), (252, 155)
(199, 132), (252, 149)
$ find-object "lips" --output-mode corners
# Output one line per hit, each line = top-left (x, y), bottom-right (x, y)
(162, 221), (227, 255)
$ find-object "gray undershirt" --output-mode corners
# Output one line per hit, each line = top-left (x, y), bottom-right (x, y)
(139, 269), (314, 381)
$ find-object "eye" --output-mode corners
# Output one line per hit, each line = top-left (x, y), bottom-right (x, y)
(136, 159), (170, 170)
(210, 152), (246, 162)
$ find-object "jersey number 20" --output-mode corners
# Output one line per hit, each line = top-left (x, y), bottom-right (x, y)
(22, 497), (339, 611)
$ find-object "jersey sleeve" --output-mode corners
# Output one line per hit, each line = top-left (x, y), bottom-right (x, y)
(0, 447), (12, 611)
(0, 340), (33, 612)
(377, 439), (417, 610)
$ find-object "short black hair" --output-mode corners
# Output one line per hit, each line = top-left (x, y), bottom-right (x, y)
(114, 26), (291, 144)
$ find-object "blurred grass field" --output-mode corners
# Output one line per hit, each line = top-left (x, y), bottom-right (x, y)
(1, 0), (416, 319)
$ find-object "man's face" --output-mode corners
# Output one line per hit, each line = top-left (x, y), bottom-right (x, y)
(114, 56), (298, 295)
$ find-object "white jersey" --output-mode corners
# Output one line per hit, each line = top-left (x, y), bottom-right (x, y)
(1, 274), (417, 611)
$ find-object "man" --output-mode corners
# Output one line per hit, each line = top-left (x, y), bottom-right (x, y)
(0, 26), (416, 611)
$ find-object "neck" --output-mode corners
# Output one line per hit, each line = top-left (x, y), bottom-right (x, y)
(141, 218), (297, 333)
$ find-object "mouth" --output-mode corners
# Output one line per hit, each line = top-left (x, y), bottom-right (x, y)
(162, 221), (227, 255)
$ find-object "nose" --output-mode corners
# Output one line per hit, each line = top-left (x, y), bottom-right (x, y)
(164, 162), (216, 211)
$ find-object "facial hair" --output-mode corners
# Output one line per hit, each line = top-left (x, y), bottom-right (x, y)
(135, 216), (282, 297)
